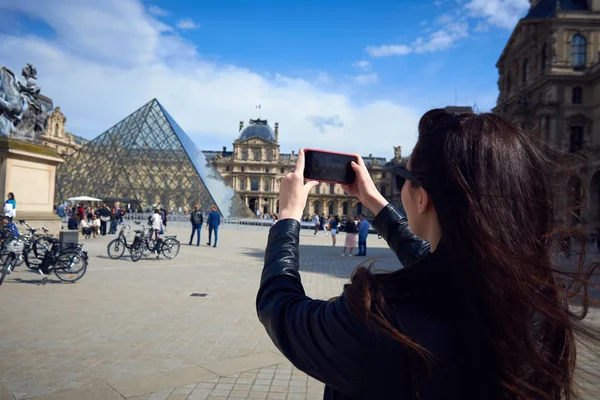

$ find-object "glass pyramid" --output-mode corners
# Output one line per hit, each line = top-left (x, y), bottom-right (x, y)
(55, 98), (253, 219)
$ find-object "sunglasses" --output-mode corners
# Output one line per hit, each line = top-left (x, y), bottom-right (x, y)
(393, 166), (422, 191)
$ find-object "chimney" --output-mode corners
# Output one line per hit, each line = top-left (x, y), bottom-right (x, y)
(239, 121), (244, 131)
(274, 122), (279, 142)
(222, 146), (226, 153)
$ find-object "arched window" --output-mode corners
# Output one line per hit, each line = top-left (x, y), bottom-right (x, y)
(570, 34), (586, 69)
(572, 87), (582, 104)
(522, 59), (528, 84)
(540, 43), (548, 72)
(314, 201), (320, 214)
(54, 123), (59, 137)
(328, 202), (333, 216)
(342, 202), (348, 215)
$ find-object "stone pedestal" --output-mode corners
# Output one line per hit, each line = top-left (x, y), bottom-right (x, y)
(0, 138), (63, 235)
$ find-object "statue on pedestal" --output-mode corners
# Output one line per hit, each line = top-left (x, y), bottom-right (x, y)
(0, 63), (51, 139)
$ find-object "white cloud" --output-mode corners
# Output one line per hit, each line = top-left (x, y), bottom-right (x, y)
(352, 60), (371, 71)
(413, 21), (468, 53)
(0, 0), (421, 157)
(464, 0), (529, 29)
(353, 73), (378, 85)
(176, 18), (200, 30)
(366, 20), (468, 57)
(366, 44), (412, 57)
(148, 5), (169, 17)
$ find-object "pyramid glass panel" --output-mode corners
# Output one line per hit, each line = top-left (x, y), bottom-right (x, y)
(55, 99), (252, 219)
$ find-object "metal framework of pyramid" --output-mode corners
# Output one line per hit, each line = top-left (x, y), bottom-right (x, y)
(55, 99), (252, 219)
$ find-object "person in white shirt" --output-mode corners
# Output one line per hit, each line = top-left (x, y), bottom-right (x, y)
(151, 209), (163, 242)
(91, 214), (101, 238)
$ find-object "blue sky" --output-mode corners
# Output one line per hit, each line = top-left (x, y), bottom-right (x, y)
(0, 0), (530, 157)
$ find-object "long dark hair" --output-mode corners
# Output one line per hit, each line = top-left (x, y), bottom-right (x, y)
(344, 109), (599, 398)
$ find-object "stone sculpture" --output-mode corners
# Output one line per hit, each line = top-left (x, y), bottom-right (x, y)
(0, 63), (50, 139)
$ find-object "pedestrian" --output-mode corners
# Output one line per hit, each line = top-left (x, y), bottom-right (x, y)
(56, 203), (65, 220)
(109, 208), (118, 234)
(357, 214), (370, 256)
(329, 216), (339, 247)
(150, 208), (163, 245)
(206, 205), (220, 248)
(3, 192), (16, 221)
(313, 214), (319, 235)
(257, 110), (600, 399)
(341, 215), (358, 256)
(320, 213), (328, 236)
(189, 204), (204, 246)
(160, 208), (168, 232)
(97, 204), (111, 235)
(91, 214), (100, 238)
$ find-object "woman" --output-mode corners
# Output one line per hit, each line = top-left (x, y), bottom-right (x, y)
(4, 192), (16, 220)
(257, 111), (599, 399)
(329, 216), (339, 247)
(90, 214), (100, 238)
(341, 216), (358, 256)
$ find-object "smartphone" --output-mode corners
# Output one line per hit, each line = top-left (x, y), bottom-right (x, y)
(303, 148), (358, 185)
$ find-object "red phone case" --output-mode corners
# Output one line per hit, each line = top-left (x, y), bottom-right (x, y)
(302, 148), (359, 184)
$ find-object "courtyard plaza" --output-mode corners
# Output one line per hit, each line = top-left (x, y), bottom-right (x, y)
(0, 223), (598, 400)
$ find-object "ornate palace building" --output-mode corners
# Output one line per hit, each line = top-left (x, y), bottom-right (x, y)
(205, 118), (407, 219)
(493, 0), (600, 226)
(38, 107), (87, 156)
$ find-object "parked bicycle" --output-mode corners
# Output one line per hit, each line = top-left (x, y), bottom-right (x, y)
(0, 229), (25, 285)
(11, 221), (51, 268)
(35, 238), (89, 284)
(129, 222), (180, 262)
(106, 224), (133, 259)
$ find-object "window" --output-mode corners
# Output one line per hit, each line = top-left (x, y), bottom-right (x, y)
(280, 167), (285, 174)
(225, 165), (230, 172)
(522, 58), (528, 84)
(314, 201), (320, 214)
(315, 184), (320, 194)
(570, 126), (584, 153)
(241, 149), (248, 161)
(251, 177), (260, 191)
(342, 202), (348, 215)
(264, 180), (270, 192)
(266, 151), (272, 161)
(239, 178), (246, 190)
(381, 185), (386, 197)
(253, 148), (261, 161)
(54, 123), (59, 137)
(241, 166), (245, 172)
(265, 167), (270, 173)
(381, 172), (386, 178)
(541, 43), (548, 72)
(329, 184), (335, 194)
(572, 87), (582, 104)
(570, 34), (587, 69)
(328, 202), (334, 216)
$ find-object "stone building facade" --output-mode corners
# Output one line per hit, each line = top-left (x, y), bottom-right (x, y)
(206, 118), (406, 219)
(38, 107), (87, 157)
(493, 0), (600, 227)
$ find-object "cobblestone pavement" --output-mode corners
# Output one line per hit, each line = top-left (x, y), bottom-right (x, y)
(0, 225), (598, 399)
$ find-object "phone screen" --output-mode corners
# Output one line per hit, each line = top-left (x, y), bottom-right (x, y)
(303, 150), (357, 184)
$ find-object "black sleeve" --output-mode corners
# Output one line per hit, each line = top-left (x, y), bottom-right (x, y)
(200, 213), (203, 225)
(372, 203), (431, 267)
(256, 219), (373, 398)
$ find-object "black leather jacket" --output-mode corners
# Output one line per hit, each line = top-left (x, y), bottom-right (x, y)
(257, 204), (499, 399)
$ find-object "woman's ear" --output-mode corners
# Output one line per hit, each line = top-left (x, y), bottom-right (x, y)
(416, 187), (430, 215)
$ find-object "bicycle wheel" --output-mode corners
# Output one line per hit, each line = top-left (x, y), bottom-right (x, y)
(24, 250), (42, 269)
(161, 238), (180, 259)
(54, 251), (87, 282)
(107, 239), (126, 259)
(130, 241), (143, 262)
(1, 254), (15, 285)
(33, 237), (53, 259)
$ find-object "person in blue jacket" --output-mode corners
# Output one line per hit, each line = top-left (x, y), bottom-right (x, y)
(206, 205), (220, 248)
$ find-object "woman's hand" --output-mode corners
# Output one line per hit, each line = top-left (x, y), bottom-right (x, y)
(342, 155), (388, 215)
(278, 149), (319, 222)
